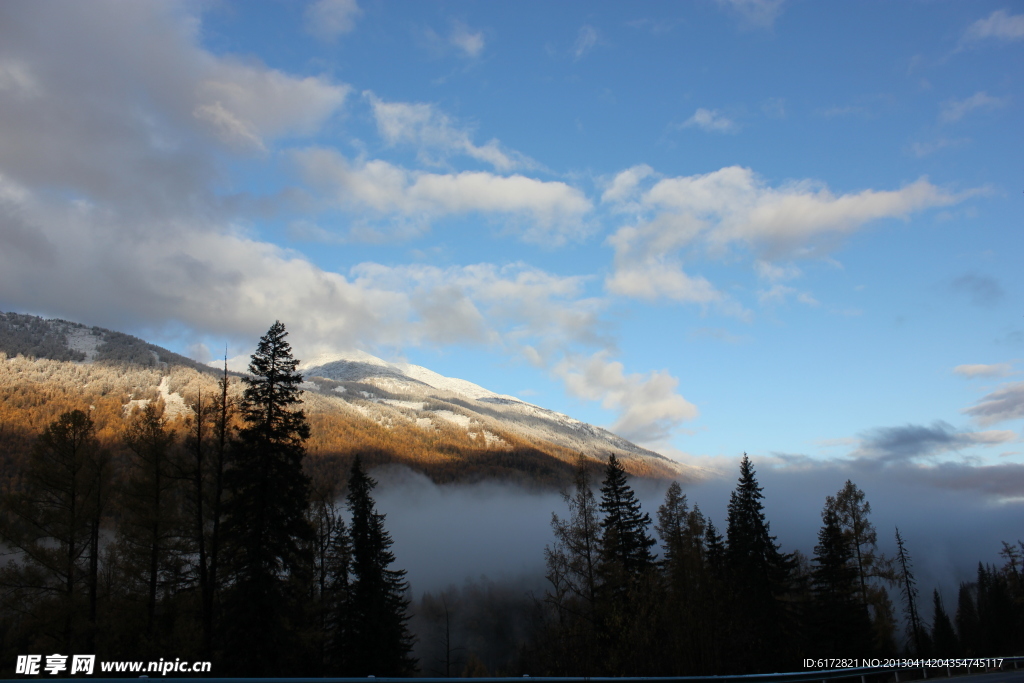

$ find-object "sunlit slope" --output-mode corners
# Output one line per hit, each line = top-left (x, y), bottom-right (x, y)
(0, 312), (708, 487)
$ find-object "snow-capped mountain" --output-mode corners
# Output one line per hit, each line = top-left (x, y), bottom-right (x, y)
(298, 351), (706, 481)
(0, 311), (710, 484)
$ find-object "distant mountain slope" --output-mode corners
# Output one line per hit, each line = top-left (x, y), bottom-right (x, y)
(0, 312), (711, 486)
(0, 311), (212, 371)
(300, 352), (693, 475)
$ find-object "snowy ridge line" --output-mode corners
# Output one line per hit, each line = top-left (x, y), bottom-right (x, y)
(298, 350), (701, 479)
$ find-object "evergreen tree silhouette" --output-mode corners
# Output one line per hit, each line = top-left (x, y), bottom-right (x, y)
(725, 454), (791, 672)
(342, 456), (415, 676)
(930, 589), (958, 655)
(221, 321), (313, 675)
(955, 581), (980, 655)
(598, 454), (656, 579)
(595, 454), (658, 675)
(895, 527), (924, 655)
(810, 498), (871, 655)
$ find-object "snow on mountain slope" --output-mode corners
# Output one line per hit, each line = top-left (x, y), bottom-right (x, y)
(300, 351), (707, 481)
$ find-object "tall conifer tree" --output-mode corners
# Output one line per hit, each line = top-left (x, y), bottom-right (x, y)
(810, 498), (871, 655)
(598, 454), (656, 578)
(222, 321), (313, 675)
(725, 454), (792, 672)
(341, 456), (415, 676)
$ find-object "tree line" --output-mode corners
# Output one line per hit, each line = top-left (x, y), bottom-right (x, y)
(0, 322), (414, 676)
(1, 320), (1021, 676)
(523, 454), (1024, 675)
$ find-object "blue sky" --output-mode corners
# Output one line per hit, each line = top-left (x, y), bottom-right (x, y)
(1, 0), (1022, 496)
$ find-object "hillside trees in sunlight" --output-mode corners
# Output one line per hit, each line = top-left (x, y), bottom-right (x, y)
(337, 456), (415, 676)
(221, 321), (314, 676)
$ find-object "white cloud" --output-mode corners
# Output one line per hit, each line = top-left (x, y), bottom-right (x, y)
(939, 91), (1006, 124)
(554, 351), (698, 443)
(573, 25), (600, 61)
(715, 0), (784, 29)
(754, 260), (801, 283)
(449, 21), (485, 58)
(295, 148), (592, 244)
(365, 93), (532, 171)
(606, 260), (722, 305)
(0, 1), (349, 213)
(602, 165), (975, 307)
(962, 9), (1024, 45)
(681, 108), (739, 133)
(954, 363), (1015, 379)
(305, 0), (362, 41)
(601, 164), (655, 205)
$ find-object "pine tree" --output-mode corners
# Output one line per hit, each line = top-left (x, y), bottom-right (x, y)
(341, 456), (415, 676)
(221, 321), (314, 675)
(810, 498), (871, 655)
(894, 527), (924, 655)
(725, 454), (792, 672)
(598, 454), (656, 579)
(931, 589), (958, 655)
(955, 582), (980, 655)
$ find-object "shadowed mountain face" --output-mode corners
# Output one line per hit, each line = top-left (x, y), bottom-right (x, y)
(0, 312), (708, 486)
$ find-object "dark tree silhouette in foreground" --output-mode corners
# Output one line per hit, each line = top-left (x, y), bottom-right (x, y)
(222, 321), (313, 676)
(340, 456), (415, 676)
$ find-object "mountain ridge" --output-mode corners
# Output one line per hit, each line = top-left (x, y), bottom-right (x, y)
(0, 311), (712, 485)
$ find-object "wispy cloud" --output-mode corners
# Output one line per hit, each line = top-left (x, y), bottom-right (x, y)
(954, 363), (1015, 379)
(448, 20), (485, 59)
(304, 0), (362, 41)
(573, 24), (600, 61)
(365, 93), (534, 171)
(851, 421), (1016, 464)
(908, 137), (969, 158)
(939, 91), (1007, 124)
(964, 381), (1024, 426)
(951, 273), (1005, 307)
(715, 0), (785, 29)
(681, 108), (739, 133)
(961, 9), (1024, 46)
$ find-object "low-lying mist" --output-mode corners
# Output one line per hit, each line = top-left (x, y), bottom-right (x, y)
(369, 460), (1022, 604)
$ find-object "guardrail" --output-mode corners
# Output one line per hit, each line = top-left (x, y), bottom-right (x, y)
(77, 655), (1024, 683)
